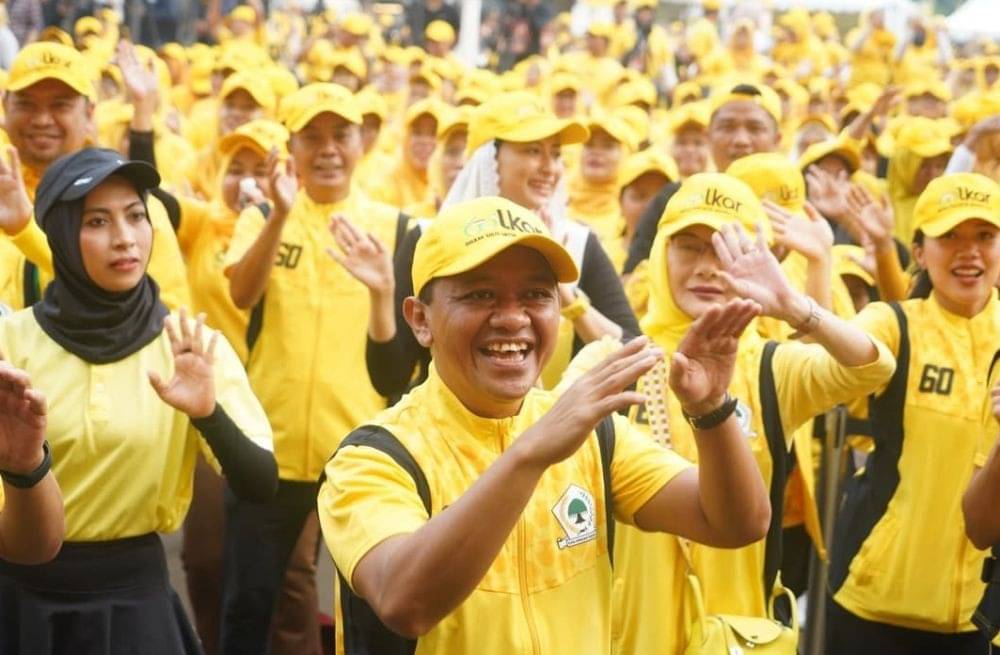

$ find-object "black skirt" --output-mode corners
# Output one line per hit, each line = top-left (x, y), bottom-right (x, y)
(0, 533), (204, 655)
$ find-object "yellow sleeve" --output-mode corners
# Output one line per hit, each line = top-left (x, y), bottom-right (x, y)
(609, 414), (694, 525)
(976, 365), (1000, 468)
(8, 218), (52, 278)
(223, 206), (267, 274)
(176, 195), (211, 255)
(146, 196), (191, 311)
(770, 310), (897, 438)
(318, 445), (429, 591)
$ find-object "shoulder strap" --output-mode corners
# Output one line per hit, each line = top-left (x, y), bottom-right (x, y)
(326, 425), (429, 655)
(758, 340), (789, 598)
(22, 261), (40, 307)
(595, 414), (616, 567)
(244, 203), (275, 356)
(393, 212), (412, 260)
(988, 349), (1000, 385)
(334, 425), (432, 514)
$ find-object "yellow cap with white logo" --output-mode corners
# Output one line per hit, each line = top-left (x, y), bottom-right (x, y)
(912, 173), (1000, 238)
(412, 196), (578, 296)
(657, 172), (771, 240)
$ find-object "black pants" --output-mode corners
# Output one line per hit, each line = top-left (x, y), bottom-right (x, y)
(219, 479), (319, 655)
(826, 599), (991, 655)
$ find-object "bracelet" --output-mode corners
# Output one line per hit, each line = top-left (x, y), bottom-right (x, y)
(0, 442), (52, 489)
(682, 394), (739, 431)
(560, 289), (591, 321)
(792, 297), (821, 336)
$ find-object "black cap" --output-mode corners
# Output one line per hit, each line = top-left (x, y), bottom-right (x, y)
(35, 147), (161, 228)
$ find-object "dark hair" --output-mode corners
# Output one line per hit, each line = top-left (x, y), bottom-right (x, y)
(908, 230), (934, 299)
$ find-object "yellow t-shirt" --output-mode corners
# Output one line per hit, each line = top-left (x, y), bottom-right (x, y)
(224, 188), (399, 481)
(319, 365), (692, 655)
(0, 308), (272, 541)
(834, 294), (1000, 633)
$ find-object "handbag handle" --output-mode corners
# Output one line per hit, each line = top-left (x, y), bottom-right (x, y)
(767, 577), (801, 636)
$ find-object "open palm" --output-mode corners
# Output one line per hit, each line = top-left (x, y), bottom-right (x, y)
(327, 215), (394, 294)
(148, 309), (218, 419)
(712, 223), (796, 319)
(0, 146), (31, 234)
(670, 300), (759, 413)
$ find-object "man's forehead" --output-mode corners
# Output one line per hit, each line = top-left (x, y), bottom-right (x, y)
(712, 100), (773, 124)
(448, 246), (558, 285)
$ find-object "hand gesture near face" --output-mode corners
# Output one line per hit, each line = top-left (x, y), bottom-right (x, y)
(0, 146), (32, 235)
(327, 215), (394, 294)
(148, 309), (218, 419)
(712, 223), (799, 323)
(0, 352), (47, 474)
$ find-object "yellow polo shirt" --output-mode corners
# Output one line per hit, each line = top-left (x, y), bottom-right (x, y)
(319, 366), (692, 655)
(834, 294), (1000, 633)
(0, 308), (272, 541)
(224, 187), (399, 481)
(176, 196), (248, 362)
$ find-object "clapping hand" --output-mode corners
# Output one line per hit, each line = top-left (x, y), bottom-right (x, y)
(327, 215), (394, 295)
(765, 201), (834, 263)
(711, 222), (801, 324)
(846, 185), (895, 251)
(148, 309), (218, 419)
(267, 148), (297, 218)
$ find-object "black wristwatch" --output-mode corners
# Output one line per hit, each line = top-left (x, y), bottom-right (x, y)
(0, 442), (52, 489)
(682, 394), (739, 431)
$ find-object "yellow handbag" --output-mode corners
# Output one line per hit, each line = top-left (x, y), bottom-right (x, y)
(678, 539), (799, 655)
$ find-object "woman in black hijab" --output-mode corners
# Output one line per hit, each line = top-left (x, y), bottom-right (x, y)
(0, 148), (278, 655)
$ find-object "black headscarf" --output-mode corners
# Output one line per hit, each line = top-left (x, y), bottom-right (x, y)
(32, 149), (167, 364)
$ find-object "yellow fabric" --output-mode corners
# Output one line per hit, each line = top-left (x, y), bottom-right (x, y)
(834, 294), (1000, 632)
(369, 158), (431, 210)
(176, 196), (248, 362)
(224, 188), (399, 481)
(887, 118), (953, 242)
(0, 309), (271, 541)
(568, 174), (622, 246)
(848, 27), (896, 88)
(319, 365), (692, 655)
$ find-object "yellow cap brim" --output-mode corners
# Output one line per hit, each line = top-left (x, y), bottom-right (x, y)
(7, 70), (94, 100)
(919, 207), (1000, 238)
(910, 138), (953, 159)
(416, 233), (579, 295)
(286, 103), (362, 132)
(657, 212), (772, 243)
(219, 133), (270, 158)
(470, 117), (589, 155)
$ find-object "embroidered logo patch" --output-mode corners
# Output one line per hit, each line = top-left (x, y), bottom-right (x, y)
(552, 484), (597, 549)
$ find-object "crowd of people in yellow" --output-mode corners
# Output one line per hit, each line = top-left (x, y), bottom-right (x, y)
(0, 1), (999, 654)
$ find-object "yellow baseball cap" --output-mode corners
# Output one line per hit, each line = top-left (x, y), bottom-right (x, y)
(894, 116), (953, 159)
(903, 79), (952, 103)
(619, 148), (679, 188)
(672, 81), (704, 106)
(341, 12), (373, 37)
(609, 78), (657, 108)
(798, 137), (861, 174)
(583, 107), (639, 151)
(355, 86), (389, 121)
(548, 71), (581, 94)
(219, 118), (290, 158)
(833, 244), (875, 287)
(6, 42), (96, 101)
(425, 19), (456, 44)
(280, 83), (362, 132)
(439, 105), (473, 142)
(37, 26), (74, 47)
(912, 173), (1000, 238)
(229, 5), (257, 23)
(75, 16), (103, 37)
(710, 82), (782, 126)
(220, 70), (277, 113)
(412, 196), (578, 295)
(726, 153), (805, 214)
(467, 91), (588, 154)
(668, 100), (711, 133)
(657, 172), (769, 237)
(405, 97), (443, 130)
(331, 49), (367, 81)
(587, 21), (615, 39)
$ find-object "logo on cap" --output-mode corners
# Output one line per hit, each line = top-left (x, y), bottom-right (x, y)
(463, 208), (542, 240)
(73, 176), (93, 186)
(704, 187), (743, 213)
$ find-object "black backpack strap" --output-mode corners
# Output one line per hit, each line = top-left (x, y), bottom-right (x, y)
(758, 340), (790, 598)
(393, 212), (412, 259)
(595, 415), (616, 567)
(22, 261), (40, 307)
(325, 425), (429, 655)
(988, 349), (1000, 385)
(829, 301), (910, 593)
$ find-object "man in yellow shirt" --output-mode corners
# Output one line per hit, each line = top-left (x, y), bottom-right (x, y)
(224, 82), (402, 655)
(319, 195), (772, 654)
(0, 42), (189, 312)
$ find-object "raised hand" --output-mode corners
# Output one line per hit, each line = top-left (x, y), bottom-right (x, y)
(805, 166), (852, 225)
(326, 215), (394, 294)
(846, 185), (895, 250)
(669, 299), (760, 415)
(115, 39), (159, 122)
(522, 337), (662, 467)
(267, 148), (297, 218)
(0, 146), (32, 235)
(148, 309), (218, 419)
(765, 200), (834, 263)
(712, 222), (800, 323)
(0, 353), (47, 475)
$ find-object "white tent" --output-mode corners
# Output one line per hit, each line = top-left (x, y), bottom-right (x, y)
(946, 0), (1000, 42)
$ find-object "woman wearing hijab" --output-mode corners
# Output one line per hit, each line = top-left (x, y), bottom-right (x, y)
(605, 173), (895, 655)
(339, 91), (641, 398)
(369, 98), (442, 210)
(0, 148), (277, 654)
(887, 116), (953, 242)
